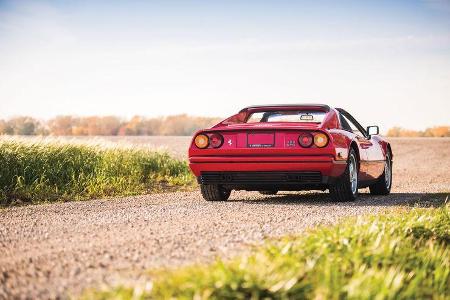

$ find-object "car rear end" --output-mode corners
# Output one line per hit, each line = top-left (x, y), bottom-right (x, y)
(188, 105), (347, 193)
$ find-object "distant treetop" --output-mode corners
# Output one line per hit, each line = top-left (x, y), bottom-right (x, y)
(386, 126), (449, 137)
(0, 115), (222, 136)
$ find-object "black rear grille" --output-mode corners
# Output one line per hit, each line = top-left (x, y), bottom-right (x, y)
(199, 171), (322, 185)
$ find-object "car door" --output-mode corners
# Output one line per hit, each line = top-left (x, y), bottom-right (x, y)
(338, 109), (384, 181)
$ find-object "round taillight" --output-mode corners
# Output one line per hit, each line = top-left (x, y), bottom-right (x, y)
(298, 133), (313, 147)
(209, 133), (223, 148)
(194, 134), (209, 149)
(314, 133), (329, 148)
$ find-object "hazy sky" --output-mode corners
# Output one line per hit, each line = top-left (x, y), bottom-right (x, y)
(0, 0), (449, 131)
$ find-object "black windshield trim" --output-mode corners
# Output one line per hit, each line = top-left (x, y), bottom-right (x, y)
(336, 108), (369, 138)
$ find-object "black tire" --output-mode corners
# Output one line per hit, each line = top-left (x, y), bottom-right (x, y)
(259, 190), (278, 195)
(200, 184), (231, 201)
(329, 149), (359, 202)
(369, 152), (392, 195)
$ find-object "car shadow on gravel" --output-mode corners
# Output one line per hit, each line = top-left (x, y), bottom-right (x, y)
(231, 192), (448, 207)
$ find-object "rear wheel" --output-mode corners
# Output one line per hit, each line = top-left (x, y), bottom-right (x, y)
(369, 152), (392, 195)
(200, 184), (231, 201)
(259, 190), (278, 195)
(329, 149), (359, 202)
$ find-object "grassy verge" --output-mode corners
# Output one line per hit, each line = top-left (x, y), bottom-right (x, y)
(85, 203), (450, 299)
(0, 140), (195, 206)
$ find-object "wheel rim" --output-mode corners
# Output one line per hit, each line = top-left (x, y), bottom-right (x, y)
(349, 155), (358, 194)
(385, 156), (392, 189)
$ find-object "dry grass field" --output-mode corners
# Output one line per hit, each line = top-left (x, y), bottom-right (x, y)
(0, 135), (192, 159)
(387, 137), (449, 193)
(0, 136), (448, 299)
(0, 136), (194, 206)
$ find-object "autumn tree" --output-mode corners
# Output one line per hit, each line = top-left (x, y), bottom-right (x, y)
(160, 114), (221, 136)
(48, 116), (75, 136)
(386, 126), (449, 137)
(423, 126), (450, 137)
(0, 120), (13, 135)
(3, 117), (43, 135)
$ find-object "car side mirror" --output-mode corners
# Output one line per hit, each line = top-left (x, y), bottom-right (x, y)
(367, 126), (379, 137)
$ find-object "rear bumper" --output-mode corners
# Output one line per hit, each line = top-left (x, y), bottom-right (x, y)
(199, 171), (323, 183)
(189, 155), (347, 186)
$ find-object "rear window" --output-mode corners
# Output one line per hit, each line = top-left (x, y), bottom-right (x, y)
(246, 111), (326, 123)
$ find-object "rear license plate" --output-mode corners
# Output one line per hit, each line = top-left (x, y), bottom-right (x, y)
(247, 133), (275, 148)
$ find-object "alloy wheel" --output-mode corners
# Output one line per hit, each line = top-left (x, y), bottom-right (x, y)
(385, 156), (392, 189)
(349, 154), (358, 194)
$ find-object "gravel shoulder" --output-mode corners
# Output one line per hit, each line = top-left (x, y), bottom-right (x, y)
(0, 138), (449, 299)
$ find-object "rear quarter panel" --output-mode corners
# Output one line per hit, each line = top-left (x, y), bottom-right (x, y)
(327, 128), (379, 181)
(327, 129), (357, 162)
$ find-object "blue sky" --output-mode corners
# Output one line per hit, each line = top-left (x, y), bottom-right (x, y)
(0, 0), (449, 130)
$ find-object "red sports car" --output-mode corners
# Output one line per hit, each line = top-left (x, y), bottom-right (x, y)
(188, 104), (392, 202)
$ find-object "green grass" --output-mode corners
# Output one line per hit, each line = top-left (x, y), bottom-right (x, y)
(0, 140), (195, 206)
(84, 203), (450, 300)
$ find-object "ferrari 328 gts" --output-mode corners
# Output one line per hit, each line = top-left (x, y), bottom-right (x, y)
(188, 104), (393, 202)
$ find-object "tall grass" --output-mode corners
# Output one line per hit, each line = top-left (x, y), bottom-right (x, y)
(85, 203), (450, 299)
(0, 140), (194, 205)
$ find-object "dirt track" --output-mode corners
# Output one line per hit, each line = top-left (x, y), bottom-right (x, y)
(0, 138), (448, 299)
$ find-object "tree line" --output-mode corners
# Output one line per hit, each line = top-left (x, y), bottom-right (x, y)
(0, 115), (222, 136)
(386, 126), (449, 137)
(0, 115), (448, 137)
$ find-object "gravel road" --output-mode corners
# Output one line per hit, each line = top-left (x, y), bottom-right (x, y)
(0, 138), (448, 299)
